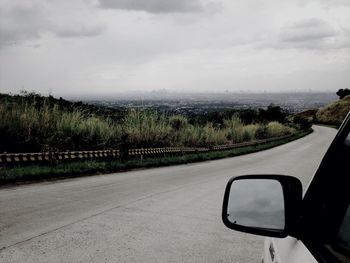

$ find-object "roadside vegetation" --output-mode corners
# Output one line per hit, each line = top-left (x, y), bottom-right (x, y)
(316, 95), (350, 127)
(0, 130), (312, 184)
(295, 89), (350, 128)
(0, 92), (306, 153)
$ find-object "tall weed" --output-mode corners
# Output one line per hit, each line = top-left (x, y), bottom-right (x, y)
(0, 97), (298, 152)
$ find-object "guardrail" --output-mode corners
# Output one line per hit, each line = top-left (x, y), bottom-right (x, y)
(0, 135), (291, 166)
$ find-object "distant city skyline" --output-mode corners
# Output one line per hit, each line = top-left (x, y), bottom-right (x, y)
(1, 0), (350, 96)
(64, 89), (337, 102)
(79, 91), (338, 113)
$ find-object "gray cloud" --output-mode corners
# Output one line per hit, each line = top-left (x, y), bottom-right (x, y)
(277, 18), (350, 50)
(305, 0), (350, 7)
(0, 3), (44, 46)
(55, 25), (106, 38)
(280, 19), (336, 43)
(98, 0), (203, 13)
(0, 1), (105, 47)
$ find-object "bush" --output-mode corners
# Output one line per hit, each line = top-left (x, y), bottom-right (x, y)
(255, 125), (268, 139)
(293, 115), (312, 130)
(122, 110), (171, 147)
(243, 124), (259, 141)
(201, 123), (227, 146)
(258, 105), (287, 123)
(266, 122), (295, 137)
(224, 115), (244, 143)
(169, 115), (188, 131)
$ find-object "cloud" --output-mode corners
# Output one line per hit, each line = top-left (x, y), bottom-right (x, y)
(304, 0), (350, 7)
(1, 0), (350, 95)
(98, 0), (204, 13)
(277, 18), (350, 50)
(0, 3), (44, 46)
(280, 19), (336, 42)
(0, 1), (105, 48)
(54, 25), (106, 38)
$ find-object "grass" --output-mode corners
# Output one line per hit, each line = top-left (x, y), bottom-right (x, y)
(0, 97), (121, 152)
(316, 95), (350, 126)
(0, 94), (298, 152)
(0, 129), (312, 185)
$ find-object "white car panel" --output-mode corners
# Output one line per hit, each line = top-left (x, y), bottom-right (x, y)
(264, 237), (317, 263)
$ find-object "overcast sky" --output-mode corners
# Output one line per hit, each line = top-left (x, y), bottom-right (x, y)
(1, 0), (349, 96)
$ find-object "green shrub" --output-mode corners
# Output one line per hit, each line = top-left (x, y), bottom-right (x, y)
(169, 115), (188, 131)
(255, 125), (268, 139)
(292, 115), (312, 130)
(266, 122), (295, 137)
(224, 115), (244, 143)
(201, 123), (227, 146)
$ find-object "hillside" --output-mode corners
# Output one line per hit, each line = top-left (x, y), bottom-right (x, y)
(316, 95), (350, 126)
(0, 92), (126, 123)
(0, 92), (305, 153)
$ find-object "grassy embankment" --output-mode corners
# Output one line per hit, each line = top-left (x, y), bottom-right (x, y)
(316, 95), (350, 127)
(0, 130), (311, 184)
(0, 92), (300, 152)
(0, 92), (311, 183)
(297, 95), (350, 129)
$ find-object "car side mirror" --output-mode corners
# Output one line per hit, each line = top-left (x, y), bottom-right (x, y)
(222, 174), (302, 238)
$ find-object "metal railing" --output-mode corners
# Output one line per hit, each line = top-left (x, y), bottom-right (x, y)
(0, 135), (291, 165)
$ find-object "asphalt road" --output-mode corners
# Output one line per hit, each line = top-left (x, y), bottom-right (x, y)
(0, 126), (336, 263)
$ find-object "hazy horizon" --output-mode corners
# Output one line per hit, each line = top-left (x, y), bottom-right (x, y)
(1, 89), (337, 100)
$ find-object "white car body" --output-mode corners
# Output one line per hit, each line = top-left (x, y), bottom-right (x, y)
(263, 164), (319, 263)
(263, 237), (317, 263)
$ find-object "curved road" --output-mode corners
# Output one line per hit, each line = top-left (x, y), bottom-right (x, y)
(0, 126), (336, 263)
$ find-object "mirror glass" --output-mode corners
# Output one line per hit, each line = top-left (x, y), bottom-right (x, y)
(227, 179), (285, 230)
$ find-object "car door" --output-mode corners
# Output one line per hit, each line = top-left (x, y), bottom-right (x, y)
(266, 114), (350, 263)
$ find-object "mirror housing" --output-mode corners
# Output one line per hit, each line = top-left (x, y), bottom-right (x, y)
(222, 174), (302, 238)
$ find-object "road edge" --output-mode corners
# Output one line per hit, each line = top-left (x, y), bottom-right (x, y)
(0, 130), (313, 186)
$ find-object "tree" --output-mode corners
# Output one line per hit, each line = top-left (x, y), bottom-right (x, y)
(239, 109), (258, 124)
(336, 89), (350, 99)
(293, 115), (312, 130)
(258, 105), (287, 123)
